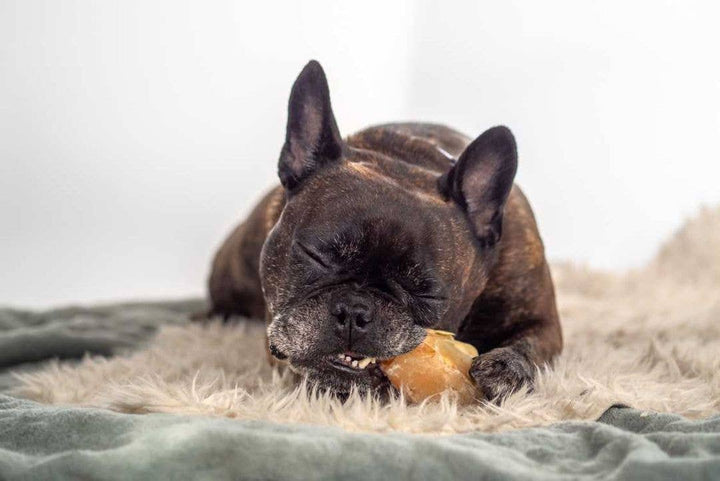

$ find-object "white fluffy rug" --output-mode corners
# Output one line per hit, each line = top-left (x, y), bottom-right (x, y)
(16, 207), (720, 434)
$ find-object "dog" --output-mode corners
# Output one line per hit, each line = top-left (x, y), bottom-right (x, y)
(205, 60), (562, 401)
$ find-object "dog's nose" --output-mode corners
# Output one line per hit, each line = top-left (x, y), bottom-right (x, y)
(331, 292), (374, 336)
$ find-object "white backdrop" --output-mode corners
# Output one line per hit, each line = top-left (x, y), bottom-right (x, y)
(2, 0), (719, 307)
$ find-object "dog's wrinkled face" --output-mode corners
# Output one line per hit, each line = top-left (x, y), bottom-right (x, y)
(260, 61), (517, 394)
(261, 171), (466, 393)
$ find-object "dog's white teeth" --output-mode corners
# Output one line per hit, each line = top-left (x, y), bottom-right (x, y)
(357, 357), (373, 369)
(335, 354), (377, 369)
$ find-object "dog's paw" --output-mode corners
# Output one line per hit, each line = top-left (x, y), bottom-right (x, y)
(470, 346), (535, 402)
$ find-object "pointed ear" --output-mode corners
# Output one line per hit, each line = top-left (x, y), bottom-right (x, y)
(278, 60), (343, 191)
(438, 126), (518, 247)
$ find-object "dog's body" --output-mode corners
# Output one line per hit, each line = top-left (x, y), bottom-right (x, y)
(207, 62), (562, 400)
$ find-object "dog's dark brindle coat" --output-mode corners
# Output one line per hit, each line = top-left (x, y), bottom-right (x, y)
(206, 61), (562, 400)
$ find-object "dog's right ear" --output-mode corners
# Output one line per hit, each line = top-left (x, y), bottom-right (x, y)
(278, 60), (343, 191)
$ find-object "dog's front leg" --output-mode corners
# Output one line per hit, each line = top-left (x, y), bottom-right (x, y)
(465, 312), (562, 401)
(469, 336), (540, 401)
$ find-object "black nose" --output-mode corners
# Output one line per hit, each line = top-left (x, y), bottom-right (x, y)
(331, 292), (375, 339)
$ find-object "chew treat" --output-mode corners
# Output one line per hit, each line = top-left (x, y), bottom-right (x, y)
(379, 329), (479, 404)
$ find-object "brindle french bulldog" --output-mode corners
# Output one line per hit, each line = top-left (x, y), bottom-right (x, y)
(206, 60), (562, 401)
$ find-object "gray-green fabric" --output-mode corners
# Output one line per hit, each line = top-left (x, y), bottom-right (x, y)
(1, 300), (719, 480)
(0, 396), (719, 480)
(0, 300), (203, 391)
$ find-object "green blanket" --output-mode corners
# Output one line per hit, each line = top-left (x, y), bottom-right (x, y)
(0, 300), (202, 391)
(1, 301), (719, 480)
(0, 396), (718, 480)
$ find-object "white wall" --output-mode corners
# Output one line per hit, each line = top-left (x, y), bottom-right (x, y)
(407, 0), (720, 269)
(0, 0), (415, 307)
(2, 0), (719, 308)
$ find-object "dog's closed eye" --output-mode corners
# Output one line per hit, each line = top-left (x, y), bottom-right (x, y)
(293, 241), (333, 270)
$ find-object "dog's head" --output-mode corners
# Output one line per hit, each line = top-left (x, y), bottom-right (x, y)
(261, 61), (518, 394)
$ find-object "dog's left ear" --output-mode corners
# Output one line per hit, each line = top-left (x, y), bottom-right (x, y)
(278, 60), (343, 191)
(438, 126), (518, 247)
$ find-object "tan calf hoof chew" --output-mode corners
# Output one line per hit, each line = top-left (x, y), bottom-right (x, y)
(380, 329), (479, 404)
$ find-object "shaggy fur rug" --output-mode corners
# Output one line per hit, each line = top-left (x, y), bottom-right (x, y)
(15, 207), (720, 434)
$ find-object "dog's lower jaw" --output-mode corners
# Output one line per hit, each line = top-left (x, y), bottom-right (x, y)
(289, 359), (392, 397)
